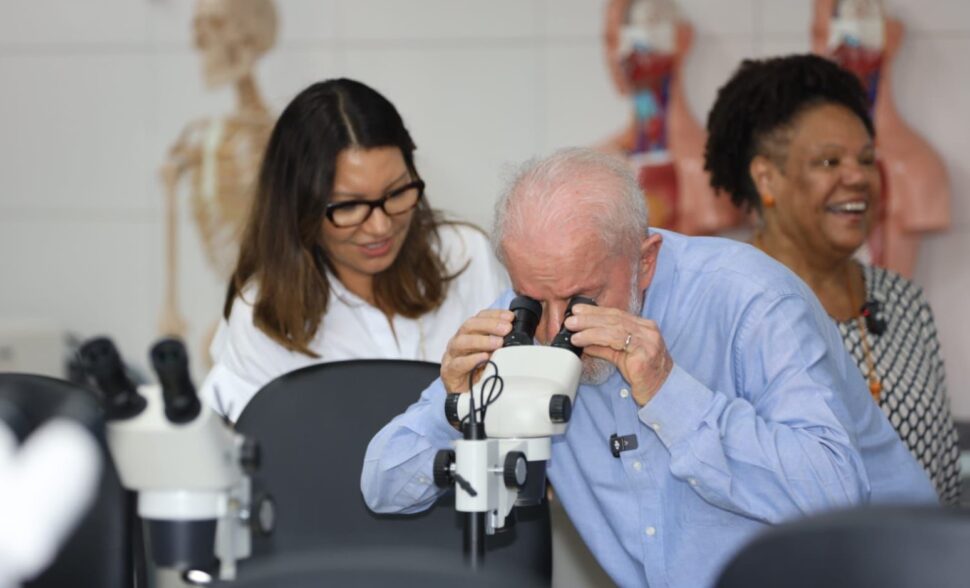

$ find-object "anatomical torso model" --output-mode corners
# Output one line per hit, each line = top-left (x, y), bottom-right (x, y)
(600, 0), (741, 235)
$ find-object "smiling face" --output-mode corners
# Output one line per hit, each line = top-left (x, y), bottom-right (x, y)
(320, 147), (416, 299)
(755, 102), (879, 260)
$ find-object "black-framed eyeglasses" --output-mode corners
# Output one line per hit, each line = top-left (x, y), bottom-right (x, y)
(324, 179), (425, 228)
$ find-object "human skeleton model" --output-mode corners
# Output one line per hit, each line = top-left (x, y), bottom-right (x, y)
(159, 0), (277, 344)
(813, 0), (950, 277)
(600, 0), (741, 235)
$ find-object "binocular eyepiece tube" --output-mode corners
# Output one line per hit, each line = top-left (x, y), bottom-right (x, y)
(151, 338), (201, 425)
(78, 337), (146, 420)
(551, 296), (595, 357)
(501, 295), (596, 356)
(502, 296), (542, 347)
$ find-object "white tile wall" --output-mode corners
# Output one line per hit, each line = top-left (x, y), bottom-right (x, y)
(346, 45), (542, 225)
(680, 35), (756, 121)
(274, 0), (340, 44)
(0, 54), (154, 213)
(0, 216), (159, 365)
(0, 0), (149, 46)
(259, 46), (346, 110)
(914, 230), (970, 416)
(758, 0), (814, 36)
(147, 0), (199, 47)
(679, 0), (756, 36)
(0, 0), (967, 419)
(538, 0), (606, 39)
(340, 0), (539, 42)
(886, 0), (970, 34)
(540, 41), (629, 151)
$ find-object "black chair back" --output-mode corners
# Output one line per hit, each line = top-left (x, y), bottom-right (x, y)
(233, 359), (552, 587)
(716, 506), (970, 588)
(0, 373), (137, 588)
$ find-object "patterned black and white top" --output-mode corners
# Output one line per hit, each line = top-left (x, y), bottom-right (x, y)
(836, 264), (961, 505)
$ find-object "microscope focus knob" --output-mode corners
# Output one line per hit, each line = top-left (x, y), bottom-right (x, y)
(549, 394), (572, 424)
(251, 493), (276, 536)
(433, 449), (456, 488)
(504, 451), (528, 489)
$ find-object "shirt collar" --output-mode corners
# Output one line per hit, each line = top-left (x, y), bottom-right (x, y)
(642, 229), (675, 328)
(326, 269), (368, 309)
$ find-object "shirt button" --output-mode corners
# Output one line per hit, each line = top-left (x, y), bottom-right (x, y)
(651, 423), (661, 432)
(689, 478), (698, 487)
(632, 460), (642, 471)
(645, 526), (656, 537)
(620, 388), (630, 399)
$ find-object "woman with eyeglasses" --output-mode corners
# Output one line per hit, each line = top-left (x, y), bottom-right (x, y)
(199, 78), (508, 421)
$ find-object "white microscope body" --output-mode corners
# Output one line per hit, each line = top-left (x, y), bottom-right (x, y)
(108, 383), (252, 581)
(435, 296), (590, 548)
(81, 337), (264, 583)
(444, 345), (580, 534)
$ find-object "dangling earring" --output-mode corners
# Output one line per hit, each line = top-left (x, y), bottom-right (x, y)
(761, 193), (776, 209)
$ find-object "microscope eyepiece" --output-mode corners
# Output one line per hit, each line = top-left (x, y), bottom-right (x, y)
(550, 296), (596, 357)
(78, 336), (146, 420)
(503, 295), (542, 347)
(150, 338), (201, 424)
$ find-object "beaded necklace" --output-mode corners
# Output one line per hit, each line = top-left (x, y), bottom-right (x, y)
(845, 265), (882, 400)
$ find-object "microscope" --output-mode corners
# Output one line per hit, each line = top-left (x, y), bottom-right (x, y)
(79, 337), (270, 584)
(433, 295), (591, 566)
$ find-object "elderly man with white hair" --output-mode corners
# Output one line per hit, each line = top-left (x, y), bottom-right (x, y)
(361, 148), (935, 587)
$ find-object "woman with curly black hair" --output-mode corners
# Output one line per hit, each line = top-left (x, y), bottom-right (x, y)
(704, 53), (960, 504)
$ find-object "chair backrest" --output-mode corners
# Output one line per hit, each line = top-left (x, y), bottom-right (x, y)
(234, 359), (552, 587)
(716, 506), (970, 588)
(0, 373), (137, 588)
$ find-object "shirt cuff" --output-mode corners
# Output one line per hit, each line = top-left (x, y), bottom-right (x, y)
(637, 364), (715, 448)
(427, 383), (464, 441)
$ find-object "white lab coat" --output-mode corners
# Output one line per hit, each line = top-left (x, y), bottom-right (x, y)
(199, 223), (508, 421)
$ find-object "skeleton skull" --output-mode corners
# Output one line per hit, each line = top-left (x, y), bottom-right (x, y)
(194, 0), (278, 89)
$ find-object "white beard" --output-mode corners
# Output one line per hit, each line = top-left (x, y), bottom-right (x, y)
(579, 274), (644, 385)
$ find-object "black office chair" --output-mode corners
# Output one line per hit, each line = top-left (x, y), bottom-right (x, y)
(0, 373), (139, 588)
(716, 506), (970, 588)
(232, 359), (552, 587)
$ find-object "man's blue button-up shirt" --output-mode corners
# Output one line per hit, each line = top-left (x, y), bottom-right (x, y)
(362, 230), (936, 587)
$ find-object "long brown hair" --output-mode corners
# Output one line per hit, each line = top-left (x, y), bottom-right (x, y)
(226, 78), (456, 357)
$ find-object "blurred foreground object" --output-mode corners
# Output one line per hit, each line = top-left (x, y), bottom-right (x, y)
(0, 375), (103, 588)
(717, 506), (970, 588)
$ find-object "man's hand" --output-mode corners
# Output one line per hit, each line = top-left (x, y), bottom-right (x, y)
(441, 309), (514, 393)
(565, 304), (673, 406)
